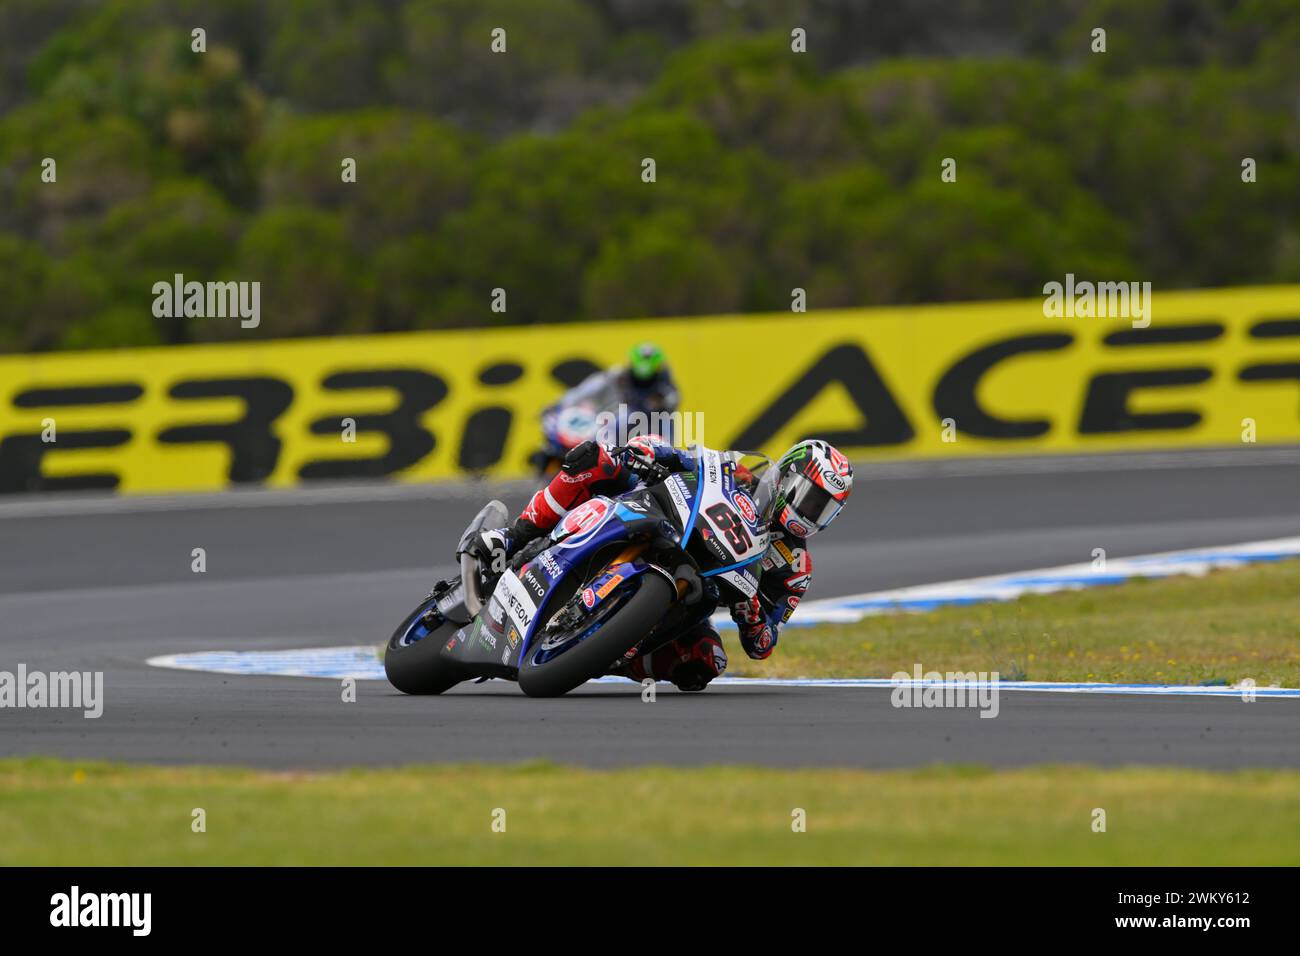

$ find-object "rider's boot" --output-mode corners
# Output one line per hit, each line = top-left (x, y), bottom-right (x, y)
(616, 625), (728, 692)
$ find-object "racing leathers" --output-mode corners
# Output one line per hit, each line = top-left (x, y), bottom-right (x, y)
(473, 438), (811, 691)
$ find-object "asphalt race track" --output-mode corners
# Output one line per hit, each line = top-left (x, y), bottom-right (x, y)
(2, 448), (1299, 770)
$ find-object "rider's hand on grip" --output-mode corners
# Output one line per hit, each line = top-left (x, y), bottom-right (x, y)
(618, 441), (669, 483)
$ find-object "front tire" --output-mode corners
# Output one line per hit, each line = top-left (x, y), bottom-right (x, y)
(384, 598), (468, 695)
(518, 574), (675, 698)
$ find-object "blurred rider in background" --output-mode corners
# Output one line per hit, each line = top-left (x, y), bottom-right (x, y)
(559, 342), (680, 417)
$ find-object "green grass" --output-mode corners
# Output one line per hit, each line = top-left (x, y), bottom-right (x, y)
(2, 758), (1298, 865)
(8, 561), (1296, 866)
(731, 560), (1300, 687)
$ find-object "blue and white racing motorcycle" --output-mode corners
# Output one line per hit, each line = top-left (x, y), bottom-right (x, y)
(384, 446), (777, 697)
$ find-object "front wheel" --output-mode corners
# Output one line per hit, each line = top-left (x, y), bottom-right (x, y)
(384, 594), (468, 695)
(518, 574), (675, 698)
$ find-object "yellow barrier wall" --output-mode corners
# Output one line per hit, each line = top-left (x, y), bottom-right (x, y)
(1, 285), (1297, 494)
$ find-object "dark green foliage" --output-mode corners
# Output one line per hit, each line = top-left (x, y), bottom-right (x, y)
(1, 0), (1297, 350)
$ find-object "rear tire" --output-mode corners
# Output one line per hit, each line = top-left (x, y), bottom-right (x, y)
(384, 599), (468, 695)
(518, 574), (674, 698)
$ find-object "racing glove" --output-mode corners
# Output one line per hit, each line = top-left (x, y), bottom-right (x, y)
(464, 513), (550, 570)
(618, 440), (670, 483)
(463, 528), (513, 574)
(738, 622), (778, 660)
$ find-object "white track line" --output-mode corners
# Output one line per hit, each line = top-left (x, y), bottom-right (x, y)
(145, 650), (1299, 698)
(145, 536), (1300, 698)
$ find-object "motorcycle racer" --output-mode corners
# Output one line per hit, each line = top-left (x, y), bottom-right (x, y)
(529, 343), (681, 474)
(463, 436), (853, 692)
(559, 342), (680, 417)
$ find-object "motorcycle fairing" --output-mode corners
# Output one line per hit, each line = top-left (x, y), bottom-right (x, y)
(446, 500), (665, 671)
(433, 445), (776, 677)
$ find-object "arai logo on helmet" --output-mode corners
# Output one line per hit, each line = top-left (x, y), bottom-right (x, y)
(821, 469), (847, 493)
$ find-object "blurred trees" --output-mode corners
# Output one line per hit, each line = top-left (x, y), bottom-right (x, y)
(0, 0), (1298, 351)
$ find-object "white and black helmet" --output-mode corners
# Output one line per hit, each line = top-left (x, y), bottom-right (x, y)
(774, 439), (853, 538)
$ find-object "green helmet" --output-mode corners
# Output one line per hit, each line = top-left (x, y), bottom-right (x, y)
(628, 342), (666, 385)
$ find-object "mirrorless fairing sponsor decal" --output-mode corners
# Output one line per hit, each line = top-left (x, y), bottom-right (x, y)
(534, 547), (566, 582)
(717, 566), (760, 598)
(664, 474), (693, 529)
(732, 489), (757, 524)
(575, 561), (648, 615)
(491, 570), (537, 639)
(551, 497), (613, 549)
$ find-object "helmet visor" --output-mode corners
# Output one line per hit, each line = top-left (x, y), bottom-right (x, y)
(783, 473), (843, 531)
